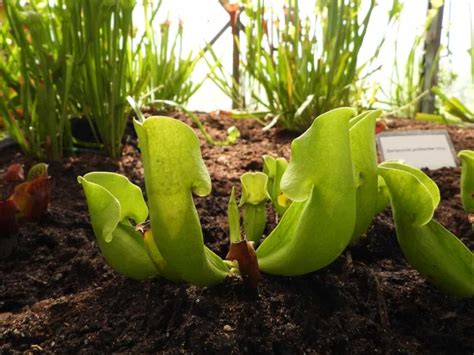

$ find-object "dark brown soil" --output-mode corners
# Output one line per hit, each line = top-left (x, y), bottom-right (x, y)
(0, 115), (473, 354)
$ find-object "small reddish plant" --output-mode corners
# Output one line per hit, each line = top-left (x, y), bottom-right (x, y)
(0, 162), (51, 257)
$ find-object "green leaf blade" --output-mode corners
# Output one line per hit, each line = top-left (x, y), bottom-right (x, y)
(227, 187), (241, 244)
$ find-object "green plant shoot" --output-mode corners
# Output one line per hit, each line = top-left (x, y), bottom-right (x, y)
(227, 187), (241, 244)
(378, 161), (474, 297)
(239, 172), (270, 243)
(262, 155), (291, 217)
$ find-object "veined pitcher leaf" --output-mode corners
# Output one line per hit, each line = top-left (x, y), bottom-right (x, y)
(379, 162), (439, 227)
(256, 107), (357, 275)
(378, 162), (473, 297)
(27, 163), (48, 181)
(2, 163), (24, 184)
(349, 109), (382, 241)
(78, 173), (158, 280)
(134, 116), (229, 286)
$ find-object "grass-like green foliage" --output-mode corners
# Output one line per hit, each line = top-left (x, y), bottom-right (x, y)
(0, 0), (138, 159)
(0, 15), (21, 145)
(241, 0), (392, 131)
(458, 150), (474, 215)
(0, 0), (201, 159)
(0, 0), (74, 159)
(382, 3), (441, 118)
(431, 86), (474, 124)
(140, 9), (202, 108)
(69, 0), (138, 158)
(378, 162), (473, 297)
(471, 3), (474, 82)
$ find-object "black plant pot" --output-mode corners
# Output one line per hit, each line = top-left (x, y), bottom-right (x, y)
(0, 137), (16, 151)
(70, 117), (101, 144)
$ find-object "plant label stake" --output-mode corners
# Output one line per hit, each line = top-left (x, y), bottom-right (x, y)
(376, 130), (457, 170)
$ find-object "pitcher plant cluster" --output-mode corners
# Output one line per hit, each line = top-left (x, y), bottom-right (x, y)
(79, 109), (474, 298)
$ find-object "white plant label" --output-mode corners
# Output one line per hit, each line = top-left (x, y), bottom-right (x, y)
(376, 130), (457, 170)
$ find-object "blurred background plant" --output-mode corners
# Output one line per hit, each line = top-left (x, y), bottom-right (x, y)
(0, 0), (204, 159)
(380, 0), (445, 119)
(208, 0), (401, 132)
(0, 9), (20, 143)
(68, 0), (141, 158)
(139, 0), (203, 108)
(428, 2), (474, 125)
(0, 0), (472, 156)
(0, 0), (75, 159)
(430, 86), (474, 124)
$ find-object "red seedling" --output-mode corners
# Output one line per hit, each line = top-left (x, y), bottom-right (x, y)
(1, 163), (25, 185)
(10, 176), (51, 222)
(226, 240), (260, 289)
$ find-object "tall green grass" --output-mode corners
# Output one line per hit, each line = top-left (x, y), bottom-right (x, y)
(241, 0), (400, 131)
(68, 0), (138, 158)
(140, 6), (203, 107)
(0, 11), (22, 144)
(0, 0), (203, 158)
(0, 0), (138, 159)
(0, 0), (74, 159)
